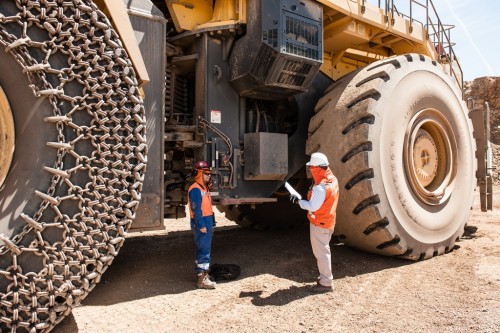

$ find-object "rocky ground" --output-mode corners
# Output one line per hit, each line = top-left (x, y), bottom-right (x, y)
(53, 187), (500, 333)
(51, 77), (500, 332)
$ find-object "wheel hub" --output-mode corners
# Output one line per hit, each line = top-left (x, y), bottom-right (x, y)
(405, 109), (457, 205)
(0, 85), (15, 189)
(412, 131), (438, 187)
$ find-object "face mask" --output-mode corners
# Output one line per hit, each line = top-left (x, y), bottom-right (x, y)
(310, 167), (333, 184)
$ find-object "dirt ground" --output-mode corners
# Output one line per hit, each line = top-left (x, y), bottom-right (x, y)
(53, 187), (500, 333)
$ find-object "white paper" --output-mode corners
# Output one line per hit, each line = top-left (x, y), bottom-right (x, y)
(284, 182), (301, 200)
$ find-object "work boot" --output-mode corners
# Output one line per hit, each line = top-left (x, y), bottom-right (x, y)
(310, 283), (333, 293)
(197, 271), (216, 289)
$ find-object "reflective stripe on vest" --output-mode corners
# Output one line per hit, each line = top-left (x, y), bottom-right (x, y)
(188, 182), (213, 218)
(307, 177), (339, 229)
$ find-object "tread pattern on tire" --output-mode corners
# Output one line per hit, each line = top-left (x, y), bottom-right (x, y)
(307, 54), (475, 260)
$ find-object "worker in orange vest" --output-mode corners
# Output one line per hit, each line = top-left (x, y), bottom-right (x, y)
(188, 160), (217, 289)
(290, 152), (339, 293)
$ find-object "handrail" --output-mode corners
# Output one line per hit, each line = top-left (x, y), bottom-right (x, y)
(361, 0), (464, 91)
(425, 0), (463, 89)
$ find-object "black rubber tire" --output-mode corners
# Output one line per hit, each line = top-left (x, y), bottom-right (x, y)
(0, 2), (146, 332)
(306, 54), (476, 260)
(217, 178), (309, 230)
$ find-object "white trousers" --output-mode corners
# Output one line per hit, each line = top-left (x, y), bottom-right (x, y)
(310, 223), (334, 286)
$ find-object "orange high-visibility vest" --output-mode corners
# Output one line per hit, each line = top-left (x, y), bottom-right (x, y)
(188, 182), (213, 218)
(307, 177), (339, 229)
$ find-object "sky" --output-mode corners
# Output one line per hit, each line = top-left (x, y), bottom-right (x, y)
(367, 0), (500, 81)
(430, 0), (499, 81)
(368, 0), (500, 81)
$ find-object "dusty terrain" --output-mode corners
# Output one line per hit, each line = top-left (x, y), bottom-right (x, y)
(51, 186), (500, 333)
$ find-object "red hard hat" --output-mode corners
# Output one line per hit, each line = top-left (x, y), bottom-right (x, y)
(194, 160), (210, 171)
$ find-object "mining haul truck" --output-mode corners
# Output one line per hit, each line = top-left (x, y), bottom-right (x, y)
(0, 0), (492, 331)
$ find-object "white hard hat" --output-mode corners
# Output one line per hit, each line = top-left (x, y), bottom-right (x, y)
(306, 152), (329, 166)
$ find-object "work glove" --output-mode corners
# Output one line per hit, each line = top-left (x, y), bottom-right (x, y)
(212, 213), (217, 227)
(289, 194), (299, 204)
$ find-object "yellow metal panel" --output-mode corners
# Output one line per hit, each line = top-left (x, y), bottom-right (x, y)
(321, 0), (386, 29)
(95, 0), (150, 86)
(324, 20), (370, 52)
(320, 0), (435, 46)
(358, 1), (384, 28)
(408, 20), (423, 39)
(387, 12), (408, 38)
(406, 21), (435, 59)
(166, 0), (214, 32)
(238, 0), (247, 23)
(211, 0), (237, 22)
(191, 0), (246, 30)
(320, 0), (356, 16)
(321, 53), (362, 81)
(318, 0), (440, 81)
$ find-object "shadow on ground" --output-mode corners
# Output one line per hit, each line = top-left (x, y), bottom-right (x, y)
(80, 224), (411, 307)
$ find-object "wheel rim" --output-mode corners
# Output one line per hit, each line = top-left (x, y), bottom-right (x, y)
(404, 109), (457, 205)
(0, 85), (14, 189)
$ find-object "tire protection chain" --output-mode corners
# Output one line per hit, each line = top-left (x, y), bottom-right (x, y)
(0, 1), (146, 332)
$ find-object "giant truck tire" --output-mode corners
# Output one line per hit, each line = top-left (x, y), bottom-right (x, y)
(307, 54), (476, 260)
(0, 1), (146, 332)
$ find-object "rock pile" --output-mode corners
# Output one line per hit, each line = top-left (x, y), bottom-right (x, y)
(464, 76), (500, 143)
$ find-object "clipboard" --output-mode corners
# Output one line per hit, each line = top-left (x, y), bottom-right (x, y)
(284, 182), (302, 200)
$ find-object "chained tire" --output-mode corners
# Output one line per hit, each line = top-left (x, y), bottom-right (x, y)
(307, 54), (476, 260)
(0, 1), (146, 332)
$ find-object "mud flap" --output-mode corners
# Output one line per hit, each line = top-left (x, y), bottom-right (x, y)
(469, 101), (493, 211)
